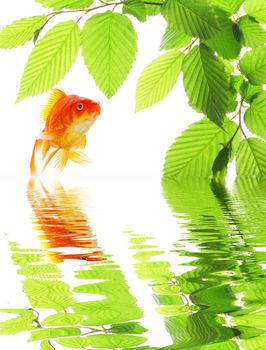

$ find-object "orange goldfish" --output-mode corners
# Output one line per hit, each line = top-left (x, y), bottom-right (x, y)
(30, 89), (101, 176)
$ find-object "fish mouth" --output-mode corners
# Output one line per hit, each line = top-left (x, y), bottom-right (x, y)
(92, 109), (100, 119)
(94, 102), (101, 116)
(81, 103), (101, 120)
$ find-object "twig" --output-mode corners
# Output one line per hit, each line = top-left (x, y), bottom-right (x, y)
(37, 0), (164, 39)
(183, 38), (198, 53)
(47, 2), (123, 18)
(238, 99), (248, 139)
(143, 1), (164, 4)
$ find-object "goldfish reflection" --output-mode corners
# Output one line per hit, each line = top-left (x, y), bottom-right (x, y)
(27, 180), (105, 263)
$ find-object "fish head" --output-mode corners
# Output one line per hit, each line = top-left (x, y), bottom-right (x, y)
(59, 95), (101, 135)
(71, 96), (101, 122)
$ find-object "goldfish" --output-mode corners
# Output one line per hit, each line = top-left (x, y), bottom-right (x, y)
(30, 89), (101, 176)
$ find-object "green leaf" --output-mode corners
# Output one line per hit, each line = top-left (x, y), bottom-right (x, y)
(57, 334), (147, 348)
(23, 279), (75, 311)
(133, 250), (164, 261)
(55, 337), (88, 348)
(145, 0), (162, 16)
(226, 101), (238, 113)
(42, 312), (83, 326)
(244, 91), (266, 140)
(83, 260), (170, 282)
(72, 266), (143, 326)
(245, 0), (266, 24)
(240, 81), (262, 103)
(231, 75), (244, 93)
(17, 20), (80, 102)
(232, 310), (266, 328)
(163, 118), (239, 179)
(236, 326), (265, 340)
(40, 341), (54, 350)
(17, 263), (61, 278)
(222, 58), (234, 76)
(40, 340), (54, 350)
(73, 300), (143, 326)
(239, 16), (266, 48)
(152, 284), (180, 295)
(0, 16), (47, 49)
(226, 75), (244, 113)
(241, 336), (266, 350)
(236, 138), (266, 177)
(0, 309), (36, 335)
(136, 50), (184, 111)
(123, 0), (147, 22)
(35, 0), (94, 10)
(239, 47), (266, 85)
(160, 26), (191, 50)
(212, 146), (231, 183)
(29, 327), (80, 342)
(82, 12), (137, 98)
(110, 322), (147, 335)
(210, 0), (244, 14)
(204, 10), (241, 60)
(162, 0), (220, 39)
(182, 44), (229, 126)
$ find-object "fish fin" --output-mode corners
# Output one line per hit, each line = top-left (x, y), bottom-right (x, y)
(69, 150), (89, 165)
(73, 135), (86, 150)
(53, 149), (69, 174)
(41, 147), (61, 174)
(30, 139), (43, 177)
(41, 89), (66, 122)
(38, 129), (64, 141)
(42, 141), (51, 160)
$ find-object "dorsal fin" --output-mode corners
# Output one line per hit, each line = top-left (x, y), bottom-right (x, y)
(41, 89), (66, 122)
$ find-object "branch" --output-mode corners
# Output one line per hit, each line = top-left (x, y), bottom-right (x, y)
(143, 1), (164, 4)
(40, 0), (164, 33)
(230, 99), (247, 140)
(48, 2), (123, 17)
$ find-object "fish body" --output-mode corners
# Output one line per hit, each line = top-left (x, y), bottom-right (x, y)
(30, 89), (101, 176)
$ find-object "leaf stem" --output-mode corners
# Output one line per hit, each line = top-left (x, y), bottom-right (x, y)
(230, 99), (247, 140)
(238, 100), (248, 140)
(48, 2), (122, 17)
(143, 1), (164, 4)
(38, 0), (164, 39)
(47, 0), (164, 18)
(183, 38), (197, 54)
(226, 125), (240, 148)
(29, 307), (42, 328)
(48, 340), (56, 350)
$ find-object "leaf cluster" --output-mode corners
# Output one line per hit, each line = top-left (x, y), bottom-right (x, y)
(0, 241), (147, 349)
(0, 0), (266, 180)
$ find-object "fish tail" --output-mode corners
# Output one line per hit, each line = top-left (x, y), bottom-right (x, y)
(30, 139), (43, 177)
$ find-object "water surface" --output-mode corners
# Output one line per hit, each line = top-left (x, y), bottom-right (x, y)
(0, 177), (265, 350)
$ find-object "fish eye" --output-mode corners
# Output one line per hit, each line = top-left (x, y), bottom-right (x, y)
(76, 103), (83, 111)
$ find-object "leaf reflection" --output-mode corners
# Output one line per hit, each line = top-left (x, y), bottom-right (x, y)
(0, 177), (265, 349)
(161, 178), (266, 349)
(0, 180), (147, 349)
